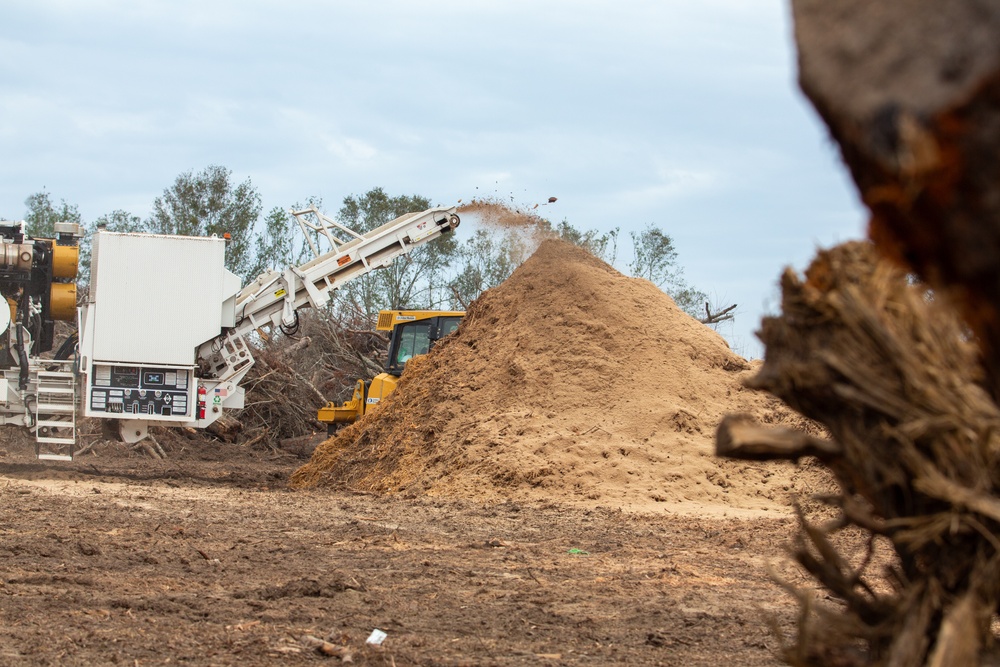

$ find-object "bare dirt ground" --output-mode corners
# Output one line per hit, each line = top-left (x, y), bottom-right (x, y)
(0, 438), (835, 667)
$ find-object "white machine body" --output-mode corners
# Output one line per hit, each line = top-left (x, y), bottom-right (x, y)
(78, 232), (245, 434)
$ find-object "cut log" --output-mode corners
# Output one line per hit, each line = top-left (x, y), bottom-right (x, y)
(206, 414), (242, 442)
(715, 414), (841, 461)
(279, 433), (326, 458)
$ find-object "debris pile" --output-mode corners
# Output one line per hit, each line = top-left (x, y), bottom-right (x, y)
(457, 198), (551, 233)
(292, 239), (823, 513)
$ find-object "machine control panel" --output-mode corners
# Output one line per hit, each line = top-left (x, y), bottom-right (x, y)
(88, 364), (193, 420)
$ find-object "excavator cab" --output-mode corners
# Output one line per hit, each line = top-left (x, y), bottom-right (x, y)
(384, 311), (464, 375)
(317, 309), (464, 432)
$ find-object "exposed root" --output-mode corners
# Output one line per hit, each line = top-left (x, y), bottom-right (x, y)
(718, 242), (1000, 665)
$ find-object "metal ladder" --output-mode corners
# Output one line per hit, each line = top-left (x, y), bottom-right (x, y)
(33, 363), (77, 461)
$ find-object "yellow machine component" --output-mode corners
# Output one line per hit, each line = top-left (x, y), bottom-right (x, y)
(51, 243), (79, 279)
(316, 373), (402, 429)
(317, 309), (464, 433)
(376, 309), (465, 331)
(317, 379), (367, 425)
(49, 282), (77, 321)
(367, 373), (399, 404)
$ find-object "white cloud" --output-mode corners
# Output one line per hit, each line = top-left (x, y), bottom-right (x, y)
(270, 107), (378, 164)
(0, 94), (49, 139)
(623, 165), (719, 204)
(71, 109), (158, 138)
(322, 136), (378, 163)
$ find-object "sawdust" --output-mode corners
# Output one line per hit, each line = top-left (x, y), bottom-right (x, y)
(457, 197), (551, 233)
(292, 239), (828, 514)
(454, 197), (552, 268)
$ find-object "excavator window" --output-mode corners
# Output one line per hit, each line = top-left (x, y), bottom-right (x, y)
(390, 322), (431, 372)
(385, 315), (463, 375)
(438, 317), (461, 337)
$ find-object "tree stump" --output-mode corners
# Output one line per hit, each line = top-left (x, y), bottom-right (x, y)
(793, 0), (1000, 399)
(719, 5), (1000, 663)
(718, 242), (1000, 665)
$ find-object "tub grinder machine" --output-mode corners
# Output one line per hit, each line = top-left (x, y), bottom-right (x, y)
(0, 205), (460, 460)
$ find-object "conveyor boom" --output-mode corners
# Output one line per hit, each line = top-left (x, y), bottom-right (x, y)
(230, 205), (459, 340)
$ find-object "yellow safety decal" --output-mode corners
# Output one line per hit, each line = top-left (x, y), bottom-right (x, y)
(274, 288), (287, 299)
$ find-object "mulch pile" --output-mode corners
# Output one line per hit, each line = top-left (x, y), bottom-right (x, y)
(292, 239), (826, 513)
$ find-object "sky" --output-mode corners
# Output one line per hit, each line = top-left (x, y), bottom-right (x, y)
(0, 0), (866, 358)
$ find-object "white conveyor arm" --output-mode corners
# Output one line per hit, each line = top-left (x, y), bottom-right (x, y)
(231, 205), (459, 339)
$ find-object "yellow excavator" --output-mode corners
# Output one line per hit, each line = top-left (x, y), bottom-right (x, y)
(317, 309), (464, 432)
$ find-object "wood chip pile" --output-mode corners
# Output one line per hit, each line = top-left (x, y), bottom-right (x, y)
(291, 239), (824, 513)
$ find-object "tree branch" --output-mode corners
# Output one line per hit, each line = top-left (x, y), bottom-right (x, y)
(699, 302), (737, 325)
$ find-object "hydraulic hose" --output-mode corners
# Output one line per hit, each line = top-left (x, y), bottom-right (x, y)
(15, 323), (28, 390)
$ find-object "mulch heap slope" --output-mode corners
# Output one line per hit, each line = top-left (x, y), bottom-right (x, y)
(291, 239), (824, 512)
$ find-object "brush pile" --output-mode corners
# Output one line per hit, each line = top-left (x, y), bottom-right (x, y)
(218, 311), (385, 452)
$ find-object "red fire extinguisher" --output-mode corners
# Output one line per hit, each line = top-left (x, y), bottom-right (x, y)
(197, 385), (207, 420)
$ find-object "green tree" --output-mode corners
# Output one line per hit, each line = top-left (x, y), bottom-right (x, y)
(553, 220), (619, 266)
(335, 188), (457, 323)
(629, 224), (707, 318)
(245, 206), (297, 280)
(95, 210), (144, 233)
(23, 191), (82, 238)
(146, 165), (262, 281)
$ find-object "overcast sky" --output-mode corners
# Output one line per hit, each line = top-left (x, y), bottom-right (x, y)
(1, 0), (865, 358)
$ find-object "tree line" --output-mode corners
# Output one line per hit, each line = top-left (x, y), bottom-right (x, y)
(11, 165), (727, 326)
